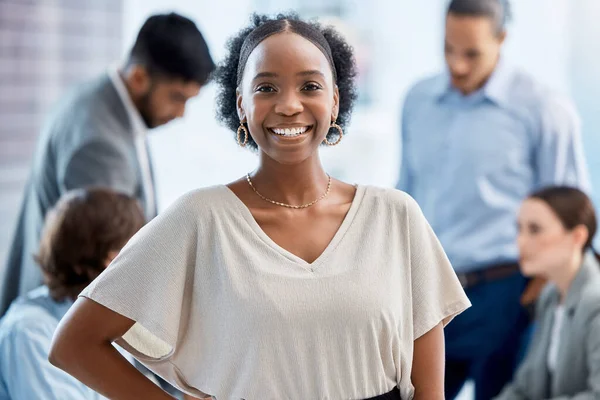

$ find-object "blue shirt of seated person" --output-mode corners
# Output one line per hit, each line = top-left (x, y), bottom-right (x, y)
(0, 188), (145, 400)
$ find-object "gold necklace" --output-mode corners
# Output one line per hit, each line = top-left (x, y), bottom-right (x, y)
(246, 174), (332, 209)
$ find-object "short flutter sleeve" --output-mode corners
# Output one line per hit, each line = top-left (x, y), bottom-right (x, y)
(80, 191), (202, 391)
(404, 195), (471, 339)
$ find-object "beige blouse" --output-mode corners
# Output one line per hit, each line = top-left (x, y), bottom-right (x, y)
(81, 185), (470, 399)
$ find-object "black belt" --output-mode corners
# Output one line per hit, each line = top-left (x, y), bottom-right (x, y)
(456, 262), (520, 289)
(363, 386), (401, 400)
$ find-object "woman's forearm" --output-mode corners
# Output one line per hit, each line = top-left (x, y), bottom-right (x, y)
(49, 340), (173, 400)
(411, 323), (445, 400)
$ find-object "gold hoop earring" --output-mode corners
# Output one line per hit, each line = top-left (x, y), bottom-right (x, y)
(324, 122), (343, 146)
(237, 123), (248, 147)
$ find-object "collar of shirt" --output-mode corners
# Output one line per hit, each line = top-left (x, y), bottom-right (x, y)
(543, 252), (599, 319)
(108, 65), (157, 219)
(435, 59), (513, 108)
(15, 286), (73, 322)
(562, 252), (599, 313)
(108, 66), (148, 140)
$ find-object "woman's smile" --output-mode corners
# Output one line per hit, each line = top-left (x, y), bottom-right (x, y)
(269, 125), (312, 137)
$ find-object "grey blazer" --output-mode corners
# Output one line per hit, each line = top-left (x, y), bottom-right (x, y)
(494, 253), (600, 400)
(1, 73), (153, 315)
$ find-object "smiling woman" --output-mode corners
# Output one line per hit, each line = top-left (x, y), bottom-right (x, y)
(216, 13), (357, 151)
(48, 13), (471, 400)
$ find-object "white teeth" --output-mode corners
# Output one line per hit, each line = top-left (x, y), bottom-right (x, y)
(271, 126), (309, 137)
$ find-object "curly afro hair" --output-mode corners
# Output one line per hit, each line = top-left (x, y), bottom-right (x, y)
(215, 13), (358, 150)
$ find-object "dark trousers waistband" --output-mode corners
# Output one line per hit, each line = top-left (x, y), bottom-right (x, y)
(363, 386), (401, 400)
(456, 262), (521, 289)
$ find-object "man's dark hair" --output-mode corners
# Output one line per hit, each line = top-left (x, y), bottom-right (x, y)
(447, 0), (512, 35)
(128, 12), (215, 85)
(215, 13), (358, 150)
(35, 188), (145, 302)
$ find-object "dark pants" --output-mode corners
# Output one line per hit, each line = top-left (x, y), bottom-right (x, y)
(365, 386), (401, 400)
(444, 272), (530, 400)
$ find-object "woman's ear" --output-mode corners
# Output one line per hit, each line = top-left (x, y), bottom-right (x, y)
(572, 224), (590, 249)
(331, 85), (340, 122)
(236, 88), (246, 123)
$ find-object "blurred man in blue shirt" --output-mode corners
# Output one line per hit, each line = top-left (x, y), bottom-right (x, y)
(397, 1), (590, 399)
(0, 188), (144, 399)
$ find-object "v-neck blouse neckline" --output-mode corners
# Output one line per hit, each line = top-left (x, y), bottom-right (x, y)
(221, 184), (367, 271)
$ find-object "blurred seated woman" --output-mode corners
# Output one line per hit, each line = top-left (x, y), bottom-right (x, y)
(494, 186), (600, 400)
(0, 188), (144, 399)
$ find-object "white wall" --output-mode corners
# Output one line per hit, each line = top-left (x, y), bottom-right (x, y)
(504, 0), (571, 92)
(570, 0), (600, 210)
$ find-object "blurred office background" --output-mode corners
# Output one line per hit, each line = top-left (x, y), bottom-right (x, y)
(1, 2), (599, 396)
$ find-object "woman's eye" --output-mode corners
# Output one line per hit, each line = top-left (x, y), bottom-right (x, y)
(302, 83), (322, 91)
(256, 86), (275, 93)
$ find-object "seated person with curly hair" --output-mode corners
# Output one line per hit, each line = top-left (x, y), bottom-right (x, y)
(0, 188), (144, 399)
(49, 14), (470, 400)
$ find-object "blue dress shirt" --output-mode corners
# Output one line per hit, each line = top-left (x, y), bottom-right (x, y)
(397, 61), (591, 272)
(0, 286), (102, 400)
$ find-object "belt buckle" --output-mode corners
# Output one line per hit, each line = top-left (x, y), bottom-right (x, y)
(457, 273), (468, 288)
